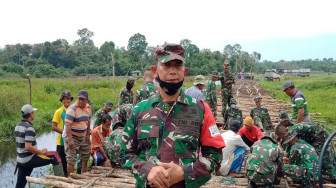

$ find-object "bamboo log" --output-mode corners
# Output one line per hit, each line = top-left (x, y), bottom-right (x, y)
(26, 176), (79, 188)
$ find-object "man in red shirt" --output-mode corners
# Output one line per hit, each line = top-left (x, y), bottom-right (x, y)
(91, 114), (112, 166)
(238, 116), (263, 147)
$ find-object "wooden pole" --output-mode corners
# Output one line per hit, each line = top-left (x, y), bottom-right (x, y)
(27, 74), (31, 105)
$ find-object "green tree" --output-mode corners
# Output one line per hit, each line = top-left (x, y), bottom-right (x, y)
(127, 33), (148, 56)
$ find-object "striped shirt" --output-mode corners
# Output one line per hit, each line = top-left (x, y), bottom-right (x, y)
(65, 100), (92, 137)
(14, 120), (36, 164)
(185, 85), (204, 100)
(291, 89), (309, 119)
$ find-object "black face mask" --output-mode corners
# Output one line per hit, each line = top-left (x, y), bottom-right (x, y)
(156, 76), (183, 96)
(126, 82), (133, 90)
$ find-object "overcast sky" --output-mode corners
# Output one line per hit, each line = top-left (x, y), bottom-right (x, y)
(1, 0), (336, 61)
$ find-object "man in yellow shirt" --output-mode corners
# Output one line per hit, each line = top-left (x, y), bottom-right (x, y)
(52, 91), (73, 177)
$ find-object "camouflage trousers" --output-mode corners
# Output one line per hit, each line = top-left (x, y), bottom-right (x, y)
(221, 89), (233, 118)
(254, 117), (272, 131)
(246, 169), (280, 184)
(315, 143), (336, 181)
(284, 165), (316, 182)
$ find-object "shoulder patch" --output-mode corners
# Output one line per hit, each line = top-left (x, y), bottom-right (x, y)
(209, 125), (220, 137)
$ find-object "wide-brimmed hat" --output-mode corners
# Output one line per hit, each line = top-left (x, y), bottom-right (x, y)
(279, 111), (293, 124)
(59, 91), (74, 102)
(193, 75), (205, 85)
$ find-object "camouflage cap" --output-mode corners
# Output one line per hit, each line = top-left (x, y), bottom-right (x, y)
(229, 98), (237, 105)
(279, 111), (292, 123)
(104, 100), (113, 109)
(254, 97), (262, 103)
(282, 131), (298, 144)
(262, 131), (277, 143)
(127, 77), (135, 83)
(283, 81), (294, 91)
(155, 43), (185, 64)
(193, 75), (205, 85)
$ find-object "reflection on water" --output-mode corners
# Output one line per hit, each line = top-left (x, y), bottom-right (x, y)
(0, 132), (57, 187)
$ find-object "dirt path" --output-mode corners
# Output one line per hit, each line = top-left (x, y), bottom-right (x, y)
(216, 79), (292, 127)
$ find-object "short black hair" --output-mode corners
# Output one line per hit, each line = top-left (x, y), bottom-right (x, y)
(102, 114), (112, 124)
(22, 113), (31, 119)
(289, 85), (295, 89)
(229, 120), (241, 132)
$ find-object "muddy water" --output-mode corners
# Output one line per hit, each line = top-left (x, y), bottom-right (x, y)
(0, 132), (57, 187)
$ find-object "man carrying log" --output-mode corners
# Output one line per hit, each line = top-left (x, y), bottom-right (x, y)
(120, 43), (225, 188)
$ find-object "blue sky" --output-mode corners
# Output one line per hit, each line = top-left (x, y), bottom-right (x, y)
(0, 0), (336, 62)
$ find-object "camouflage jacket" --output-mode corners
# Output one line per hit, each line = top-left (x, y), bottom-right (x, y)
(111, 104), (133, 129)
(119, 90), (224, 188)
(288, 122), (329, 153)
(103, 127), (124, 166)
(246, 138), (284, 182)
(224, 107), (243, 126)
(203, 79), (217, 107)
(250, 107), (273, 130)
(119, 87), (134, 106)
(134, 82), (160, 105)
(284, 139), (319, 182)
(94, 108), (109, 127)
(220, 72), (235, 90)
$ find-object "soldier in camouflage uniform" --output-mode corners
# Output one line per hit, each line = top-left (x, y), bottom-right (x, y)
(134, 69), (160, 105)
(282, 131), (319, 187)
(246, 131), (284, 188)
(103, 104), (133, 167)
(224, 98), (243, 129)
(119, 77), (135, 105)
(119, 43), (225, 188)
(250, 97), (273, 131)
(276, 120), (336, 182)
(220, 62), (235, 120)
(203, 71), (218, 117)
(94, 100), (113, 128)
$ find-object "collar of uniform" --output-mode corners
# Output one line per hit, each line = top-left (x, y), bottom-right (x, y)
(151, 89), (188, 108)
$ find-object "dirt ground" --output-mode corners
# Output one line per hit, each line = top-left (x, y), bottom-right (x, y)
(216, 79), (292, 127)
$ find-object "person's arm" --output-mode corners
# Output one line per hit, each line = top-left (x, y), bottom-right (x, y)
(52, 122), (63, 134)
(256, 127), (263, 140)
(134, 89), (141, 105)
(236, 136), (250, 151)
(119, 90), (124, 106)
(65, 108), (75, 149)
(25, 142), (47, 155)
(297, 108), (304, 123)
(86, 117), (91, 143)
(51, 110), (63, 134)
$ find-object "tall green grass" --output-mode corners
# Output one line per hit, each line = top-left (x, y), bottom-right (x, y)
(0, 77), (198, 140)
(257, 74), (336, 132)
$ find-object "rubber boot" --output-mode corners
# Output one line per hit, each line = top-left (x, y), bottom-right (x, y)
(264, 183), (274, 188)
(247, 180), (258, 188)
(299, 179), (313, 188)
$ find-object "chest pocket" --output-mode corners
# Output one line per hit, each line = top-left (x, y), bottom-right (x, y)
(174, 105), (201, 160)
(137, 118), (160, 156)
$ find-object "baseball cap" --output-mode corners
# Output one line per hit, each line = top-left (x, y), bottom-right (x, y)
(283, 81), (294, 91)
(279, 111), (292, 123)
(104, 100), (114, 109)
(155, 43), (185, 64)
(193, 75), (205, 85)
(282, 131), (297, 144)
(21, 104), (37, 115)
(78, 90), (89, 99)
(59, 91), (74, 102)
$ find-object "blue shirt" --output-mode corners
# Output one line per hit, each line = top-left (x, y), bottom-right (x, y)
(185, 85), (204, 100)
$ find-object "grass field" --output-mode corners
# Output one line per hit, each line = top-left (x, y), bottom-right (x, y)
(257, 74), (336, 132)
(0, 76), (196, 140)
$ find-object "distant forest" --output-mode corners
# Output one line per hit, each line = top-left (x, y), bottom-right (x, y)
(1, 28), (335, 78)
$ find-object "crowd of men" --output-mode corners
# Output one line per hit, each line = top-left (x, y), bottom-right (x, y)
(14, 43), (335, 188)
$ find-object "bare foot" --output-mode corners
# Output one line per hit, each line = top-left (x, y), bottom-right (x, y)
(228, 172), (239, 177)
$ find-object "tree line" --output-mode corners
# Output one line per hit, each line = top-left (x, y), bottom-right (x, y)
(0, 28), (335, 78)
